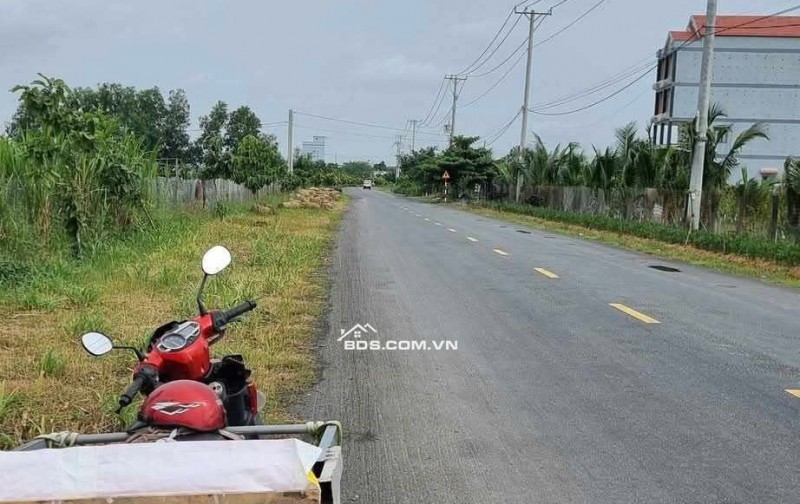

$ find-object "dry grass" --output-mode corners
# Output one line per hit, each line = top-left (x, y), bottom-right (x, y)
(464, 205), (800, 289)
(0, 200), (345, 448)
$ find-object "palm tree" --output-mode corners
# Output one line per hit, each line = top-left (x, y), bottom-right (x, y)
(676, 103), (769, 229)
(677, 103), (769, 192)
(557, 143), (587, 186)
(587, 147), (619, 191)
(784, 157), (800, 233)
(733, 167), (768, 234)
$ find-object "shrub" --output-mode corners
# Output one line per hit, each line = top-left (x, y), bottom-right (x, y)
(481, 201), (800, 266)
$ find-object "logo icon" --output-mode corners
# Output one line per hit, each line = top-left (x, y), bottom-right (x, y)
(152, 402), (203, 416)
(338, 323), (377, 341)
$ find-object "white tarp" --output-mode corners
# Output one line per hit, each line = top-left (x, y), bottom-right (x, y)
(0, 439), (322, 502)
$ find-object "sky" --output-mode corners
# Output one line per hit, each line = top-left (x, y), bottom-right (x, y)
(0, 0), (793, 164)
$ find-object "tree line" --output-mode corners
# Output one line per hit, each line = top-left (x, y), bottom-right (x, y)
(396, 105), (800, 235)
(0, 74), (384, 259)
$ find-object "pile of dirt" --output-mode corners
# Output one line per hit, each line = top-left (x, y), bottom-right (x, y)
(280, 187), (340, 210)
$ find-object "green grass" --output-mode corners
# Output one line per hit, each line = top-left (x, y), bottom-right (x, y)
(62, 310), (110, 338)
(0, 384), (22, 424)
(38, 350), (66, 378)
(0, 199), (345, 448)
(479, 201), (800, 266)
(458, 202), (800, 288)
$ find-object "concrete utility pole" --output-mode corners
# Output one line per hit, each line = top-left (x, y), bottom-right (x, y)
(445, 75), (467, 147)
(394, 135), (402, 179)
(686, 0), (717, 230)
(287, 109), (294, 174)
(515, 7), (551, 203)
(410, 119), (419, 152)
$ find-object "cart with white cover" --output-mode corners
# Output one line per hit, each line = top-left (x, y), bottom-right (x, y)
(2, 422), (342, 504)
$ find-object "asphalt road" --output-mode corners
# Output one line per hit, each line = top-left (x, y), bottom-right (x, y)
(300, 188), (800, 503)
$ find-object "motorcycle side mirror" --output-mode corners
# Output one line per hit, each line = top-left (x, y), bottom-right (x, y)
(81, 331), (114, 356)
(202, 246), (232, 276)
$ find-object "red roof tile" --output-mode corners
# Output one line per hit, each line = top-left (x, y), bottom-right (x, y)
(690, 15), (800, 38)
(669, 30), (695, 42)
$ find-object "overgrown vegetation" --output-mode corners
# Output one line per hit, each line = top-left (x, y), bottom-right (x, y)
(0, 74), (354, 448)
(0, 202), (344, 448)
(1, 75), (157, 259)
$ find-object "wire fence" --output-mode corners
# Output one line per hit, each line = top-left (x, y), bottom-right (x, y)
(150, 178), (278, 207)
(491, 183), (798, 241)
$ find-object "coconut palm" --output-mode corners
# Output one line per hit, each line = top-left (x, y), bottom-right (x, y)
(677, 103), (769, 192)
(733, 167), (769, 234)
(587, 147), (619, 191)
(784, 157), (800, 231)
(557, 143), (587, 186)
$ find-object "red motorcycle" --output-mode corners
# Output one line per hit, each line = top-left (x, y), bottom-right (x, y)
(80, 245), (265, 439)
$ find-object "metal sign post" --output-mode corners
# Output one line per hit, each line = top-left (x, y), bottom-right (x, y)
(442, 171), (451, 202)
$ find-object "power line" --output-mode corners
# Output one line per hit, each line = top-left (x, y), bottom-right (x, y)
(453, 0), (546, 76)
(419, 78), (447, 125)
(484, 109), (523, 146)
(294, 111), (448, 136)
(469, 37), (529, 79)
(461, 14), (553, 107)
(421, 79), (451, 127)
(459, 0), (607, 109)
(528, 4), (800, 117)
(549, 0), (574, 9)
(711, 4), (800, 36)
(294, 124), (399, 141)
(458, 15), (525, 77)
(533, 57), (654, 110)
(454, 12), (517, 76)
(531, 64), (656, 116)
(533, 0), (608, 48)
(468, 15), (547, 79)
(462, 50), (527, 107)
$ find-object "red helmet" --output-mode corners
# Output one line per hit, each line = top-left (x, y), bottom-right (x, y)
(141, 380), (225, 431)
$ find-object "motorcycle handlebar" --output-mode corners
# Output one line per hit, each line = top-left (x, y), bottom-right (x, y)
(223, 300), (257, 322)
(213, 300), (257, 332)
(117, 375), (145, 412)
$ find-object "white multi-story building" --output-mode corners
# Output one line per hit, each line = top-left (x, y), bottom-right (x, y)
(652, 15), (800, 176)
(302, 136), (326, 162)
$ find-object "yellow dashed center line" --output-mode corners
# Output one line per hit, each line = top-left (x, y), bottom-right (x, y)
(492, 248), (510, 256)
(448, 228), (457, 233)
(534, 268), (559, 279)
(786, 389), (800, 399)
(467, 236), (479, 242)
(609, 303), (660, 324)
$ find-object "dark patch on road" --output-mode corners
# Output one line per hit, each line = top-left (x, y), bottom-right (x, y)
(650, 265), (681, 273)
(516, 229), (532, 234)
